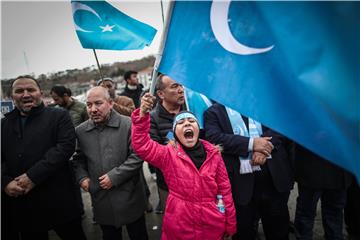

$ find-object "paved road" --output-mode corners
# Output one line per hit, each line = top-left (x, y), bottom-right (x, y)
(50, 162), (348, 240)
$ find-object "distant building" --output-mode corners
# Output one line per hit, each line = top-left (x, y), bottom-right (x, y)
(71, 82), (92, 96)
(138, 67), (153, 90)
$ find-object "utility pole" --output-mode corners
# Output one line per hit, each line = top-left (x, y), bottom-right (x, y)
(23, 51), (30, 74)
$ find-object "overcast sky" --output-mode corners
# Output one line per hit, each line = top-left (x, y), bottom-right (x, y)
(1, 1), (168, 80)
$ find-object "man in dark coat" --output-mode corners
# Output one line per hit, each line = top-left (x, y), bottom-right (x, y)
(150, 74), (185, 213)
(120, 71), (143, 108)
(1, 76), (86, 240)
(294, 145), (352, 240)
(204, 103), (294, 240)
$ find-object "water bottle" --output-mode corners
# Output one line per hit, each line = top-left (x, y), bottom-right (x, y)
(216, 194), (225, 214)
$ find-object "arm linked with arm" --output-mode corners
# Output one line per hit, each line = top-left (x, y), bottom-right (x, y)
(72, 139), (90, 184)
(204, 108), (250, 157)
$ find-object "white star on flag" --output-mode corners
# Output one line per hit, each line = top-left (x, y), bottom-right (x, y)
(100, 24), (115, 32)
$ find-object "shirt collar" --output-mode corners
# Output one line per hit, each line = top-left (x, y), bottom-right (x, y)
(85, 109), (120, 131)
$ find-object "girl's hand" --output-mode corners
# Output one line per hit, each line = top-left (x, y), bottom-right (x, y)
(140, 93), (156, 117)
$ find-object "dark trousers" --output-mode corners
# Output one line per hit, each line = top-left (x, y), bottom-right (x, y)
(295, 184), (347, 240)
(233, 190), (290, 240)
(344, 178), (360, 237)
(100, 214), (148, 240)
(4, 217), (86, 240)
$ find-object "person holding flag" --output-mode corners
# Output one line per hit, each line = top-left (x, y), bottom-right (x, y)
(131, 93), (236, 240)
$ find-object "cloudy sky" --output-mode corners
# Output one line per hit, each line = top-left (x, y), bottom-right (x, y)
(1, 1), (168, 80)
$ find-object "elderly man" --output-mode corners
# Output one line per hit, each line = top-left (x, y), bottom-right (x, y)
(73, 86), (148, 240)
(98, 77), (153, 212)
(1, 76), (86, 240)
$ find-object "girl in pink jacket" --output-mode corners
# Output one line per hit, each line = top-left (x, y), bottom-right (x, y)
(131, 93), (236, 240)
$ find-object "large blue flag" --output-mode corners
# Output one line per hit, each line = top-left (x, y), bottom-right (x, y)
(159, 1), (360, 181)
(184, 88), (213, 129)
(71, 1), (157, 50)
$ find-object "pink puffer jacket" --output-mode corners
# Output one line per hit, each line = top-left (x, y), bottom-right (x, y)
(131, 109), (236, 240)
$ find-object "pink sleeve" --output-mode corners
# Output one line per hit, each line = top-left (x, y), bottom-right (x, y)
(215, 152), (237, 235)
(131, 109), (169, 170)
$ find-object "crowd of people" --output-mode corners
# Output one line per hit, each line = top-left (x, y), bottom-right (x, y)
(2, 72), (359, 240)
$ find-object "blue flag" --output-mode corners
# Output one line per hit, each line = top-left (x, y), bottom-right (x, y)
(184, 88), (213, 129)
(159, 1), (360, 181)
(71, 1), (157, 50)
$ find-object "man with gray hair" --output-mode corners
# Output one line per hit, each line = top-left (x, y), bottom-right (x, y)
(149, 74), (185, 214)
(73, 86), (148, 240)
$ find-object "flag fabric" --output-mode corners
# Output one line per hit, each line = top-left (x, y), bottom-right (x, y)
(71, 1), (157, 50)
(184, 88), (213, 129)
(158, 1), (360, 181)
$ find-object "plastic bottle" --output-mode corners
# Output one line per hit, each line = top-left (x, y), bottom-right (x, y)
(216, 194), (225, 213)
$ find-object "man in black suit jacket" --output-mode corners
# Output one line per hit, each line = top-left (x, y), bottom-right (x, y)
(204, 103), (294, 240)
(2, 76), (86, 240)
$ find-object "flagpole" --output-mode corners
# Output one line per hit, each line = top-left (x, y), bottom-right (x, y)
(160, 0), (165, 25)
(149, 1), (174, 95)
(92, 49), (104, 82)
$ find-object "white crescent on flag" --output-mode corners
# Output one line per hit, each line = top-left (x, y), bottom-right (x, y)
(210, 0), (274, 55)
(72, 2), (102, 33)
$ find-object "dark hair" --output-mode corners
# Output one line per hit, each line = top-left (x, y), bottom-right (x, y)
(124, 70), (138, 81)
(50, 85), (72, 97)
(11, 75), (41, 91)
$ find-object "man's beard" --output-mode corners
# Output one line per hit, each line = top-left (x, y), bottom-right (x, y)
(18, 100), (42, 115)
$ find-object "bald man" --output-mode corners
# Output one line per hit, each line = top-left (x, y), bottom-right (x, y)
(72, 87), (148, 240)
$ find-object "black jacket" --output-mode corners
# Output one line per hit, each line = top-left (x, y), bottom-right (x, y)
(1, 103), (81, 231)
(294, 144), (352, 189)
(204, 103), (294, 205)
(120, 84), (143, 108)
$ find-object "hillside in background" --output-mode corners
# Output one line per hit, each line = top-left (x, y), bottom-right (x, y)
(1, 55), (155, 98)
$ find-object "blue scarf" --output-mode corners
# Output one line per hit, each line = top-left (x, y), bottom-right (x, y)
(225, 106), (262, 174)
